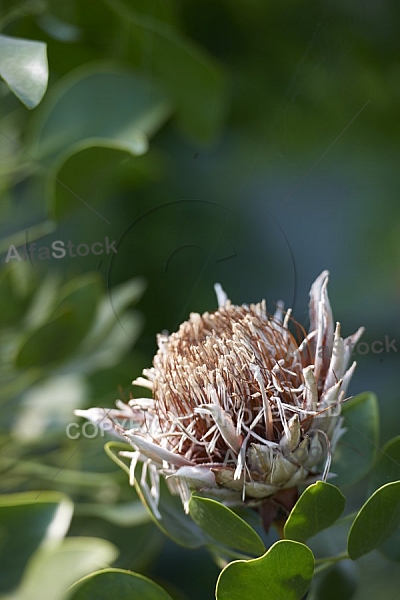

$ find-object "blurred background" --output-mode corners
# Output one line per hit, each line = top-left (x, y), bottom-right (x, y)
(1, 1), (400, 598)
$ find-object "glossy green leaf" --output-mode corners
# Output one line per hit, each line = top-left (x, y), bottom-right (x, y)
(216, 540), (314, 600)
(332, 392), (379, 486)
(347, 481), (400, 560)
(314, 562), (357, 600)
(367, 438), (400, 561)
(27, 63), (172, 164)
(104, 0), (227, 142)
(189, 495), (265, 556)
(0, 491), (73, 594)
(69, 568), (174, 600)
(0, 34), (48, 109)
(16, 537), (118, 600)
(284, 482), (346, 542)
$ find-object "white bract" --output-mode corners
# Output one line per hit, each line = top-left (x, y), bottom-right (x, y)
(76, 271), (363, 516)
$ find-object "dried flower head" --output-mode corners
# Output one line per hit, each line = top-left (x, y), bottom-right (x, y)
(76, 271), (364, 517)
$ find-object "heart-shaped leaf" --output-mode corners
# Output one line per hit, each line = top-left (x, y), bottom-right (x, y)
(348, 480), (400, 560)
(332, 392), (379, 486)
(69, 568), (174, 600)
(284, 481), (346, 542)
(216, 540), (314, 600)
(189, 495), (265, 556)
(0, 34), (48, 108)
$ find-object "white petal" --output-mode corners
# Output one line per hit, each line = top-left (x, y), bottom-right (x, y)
(343, 327), (365, 368)
(340, 360), (357, 399)
(214, 283), (229, 307)
(170, 465), (216, 489)
(132, 377), (154, 390)
(303, 365), (318, 411)
(124, 432), (193, 467)
(195, 403), (241, 453)
(309, 270), (330, 333)
(324, 322), (345, 390)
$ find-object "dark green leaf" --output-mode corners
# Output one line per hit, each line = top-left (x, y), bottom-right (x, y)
(332, 392), (379, 486)
(0, 34), (48, 109)
(69, 568), (174, 600)
(347, 481), (400, 560)
(284, 482), (346, 542)
(216, 540), (314, 600)
(0, 491), (72, 594)
(189, 495), (265, 556)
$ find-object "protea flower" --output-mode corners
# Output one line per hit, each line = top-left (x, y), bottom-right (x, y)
(75, 271), (363, 519)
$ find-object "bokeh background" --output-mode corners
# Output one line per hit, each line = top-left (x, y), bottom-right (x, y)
(1, 1), (400, 598)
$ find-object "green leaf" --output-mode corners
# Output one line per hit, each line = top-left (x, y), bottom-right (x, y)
(188, 495), (265, 556)
(313, 562), (357, 600)
(27, 63), (172, 164)
(284, 482), (346, 542)
(69, 568), (174, 600)
(83, 277), (145, 349)
(0, 34), (48, 109)
(54, 273), (102, 339)
(0, 491), (73, 594)
(136, 473), (207, 549)
(332, 392), (379, 486)
(104, 0), (227, 142)
(216, 540), (314, 600)
(15, 273), (102, 367)
(367, 438), (400, 561)
(14, 308), (76, 367)
(48, 142), (149, 220)
(104, 442), (207, 548)
(0, 267), (32, 328)
(347, 481), (400, 560)
(16, 537), (118, 600)
(369, 435), (400, 493)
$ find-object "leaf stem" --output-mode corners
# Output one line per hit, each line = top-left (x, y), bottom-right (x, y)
(314, 551), (349, 574)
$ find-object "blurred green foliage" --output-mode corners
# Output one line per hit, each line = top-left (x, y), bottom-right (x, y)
(1, 0), (400, 598)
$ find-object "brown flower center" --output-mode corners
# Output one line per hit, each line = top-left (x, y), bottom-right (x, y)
(150, 302), (310, 464)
